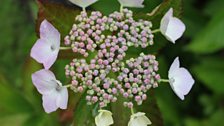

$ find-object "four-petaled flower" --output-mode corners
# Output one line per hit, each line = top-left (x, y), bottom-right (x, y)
(118, 0), (144, 8)
(31, 20), (60, 69)
(95, 110), (114, 126)
(128, 112), (152, 126)
(168, 57), (195, 100)
(69, 0), (98, 9)
(160, 8), (186, 43)
(32, 69), (68, 113)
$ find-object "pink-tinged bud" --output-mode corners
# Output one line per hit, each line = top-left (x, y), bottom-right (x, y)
(144, 79), (150, 84)
(72, 80), (78, 86)
(112, 88), (117, 94)
(86, 96), (91, 101)
(125, 83), (131, 88)
(135, 96), (141, 102)
(103, 93), (109, 99)
(92, 96), (98, 103)
(123, 92), (129, 98)
(98, 59), (103, 65)
(86, 80), (92, 86)
(103, 60), (109, 65)
(132, 88), (138, 94)
(155, 74), (161, 80)
(70, 71), (75, 76)
(103, 83), (110, 89)
(99, 102), (105, 108)
(76, 67), (83, 73)
(142, 94), (147, 100)
(72, 47), (78, 52)
(127, 102), (133, 108)
(78, 86), (84, 92)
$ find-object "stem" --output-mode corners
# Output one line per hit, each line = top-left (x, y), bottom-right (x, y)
(64, 84), (72, 88)
(60, 47), (72, 50)
(159, 79), (170, 83)
(120, 5), (123, 13)
(151, 29), (160, 34)
(82, 7), (86, 13)
(131, 108), (135, 115)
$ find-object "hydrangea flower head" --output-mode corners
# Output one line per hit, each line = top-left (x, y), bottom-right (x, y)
(168, 57), (195, 100)
(160, 8), (186, 43)
(30, 20), (60, 69)
(31, 69), (68, 113)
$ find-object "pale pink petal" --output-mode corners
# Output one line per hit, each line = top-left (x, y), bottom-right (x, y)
(42, 91), (58, 113)
(69, 0), (98, 8)
(31, 69), (57, 95)
(56, 87), (68, 109)
(31, 20), (60, 69)
(168, 57), (180, 78)
(118, 0), (144, 8)
(40, 20), (60, 48)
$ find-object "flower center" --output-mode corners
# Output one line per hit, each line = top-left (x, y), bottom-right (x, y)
(50, 45), (56, 51)
(169, 78), (175, 84)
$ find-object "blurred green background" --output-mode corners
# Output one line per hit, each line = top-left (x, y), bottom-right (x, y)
(0, 0), (224, 126)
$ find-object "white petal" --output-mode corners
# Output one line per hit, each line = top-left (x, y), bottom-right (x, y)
(118, 0), (144, 8)
(128, 112), (151, 126)
(160, 8), (186, 43)
(95, 110), (114, 126)
(170, 68), (195, 100)
(56, 87), (68, 109)
(164, 17), (186, 43)
(31, 69), (57, 95)
(160, 8), (173, 35)
(69, 0), (98, 8)
(168, 58), (195, 100)
(168, 57), (180, 79)
(42, 91), (59, 113)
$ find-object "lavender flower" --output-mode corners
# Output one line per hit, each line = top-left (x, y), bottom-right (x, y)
(31, 20), (60, 69)
(32, 69), (68, 113)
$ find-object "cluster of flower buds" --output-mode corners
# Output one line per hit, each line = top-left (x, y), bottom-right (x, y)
(30, 0), (195, 126)
(64, 8), (154, 58)
(64, 8), (160, 108)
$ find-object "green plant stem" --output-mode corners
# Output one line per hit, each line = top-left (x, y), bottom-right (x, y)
(120, 5), (123, 13)
(60, 47), (72, 50)
(64, 84), (72, 88)
(152, 29), (160, 34)
(131, 108), (135, 115)
(159, 79), (170, 83)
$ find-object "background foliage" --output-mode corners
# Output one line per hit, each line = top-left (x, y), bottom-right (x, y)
(0, 0), (224, 126)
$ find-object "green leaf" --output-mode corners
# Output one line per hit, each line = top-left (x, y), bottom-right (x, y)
(187, 8), (224, 54)
(192, 57), (224, 94)
(0, 74), (34, 114)
(0, 114), (29, 126)
(72, 93), (96, 126)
